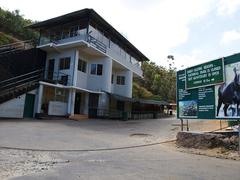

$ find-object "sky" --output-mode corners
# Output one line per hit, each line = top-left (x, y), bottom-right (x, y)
(1, 0), (240, 70)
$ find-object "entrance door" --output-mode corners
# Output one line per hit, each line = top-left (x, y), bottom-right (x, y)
(117, 100), (125, 111)
(23, 94), (35, 118)
(89, 93), (99, 108)
(48, 59), (55, 80)
(74, 92), (81, 114)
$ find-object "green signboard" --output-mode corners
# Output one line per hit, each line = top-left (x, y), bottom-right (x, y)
(177, 53), (240, 120)
(186, 58), (224, 89)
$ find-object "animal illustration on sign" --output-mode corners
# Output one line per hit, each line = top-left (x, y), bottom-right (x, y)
(216, 67), (240, 116)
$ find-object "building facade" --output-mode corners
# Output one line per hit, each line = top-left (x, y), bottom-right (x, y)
(28, 9), (149, 117)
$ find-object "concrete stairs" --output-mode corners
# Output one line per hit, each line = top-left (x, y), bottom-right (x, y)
(69, 114), (89, 121)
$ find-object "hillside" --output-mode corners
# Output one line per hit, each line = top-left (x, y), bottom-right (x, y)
(0, 32), (20, 45)
(0, 8), (38, 45)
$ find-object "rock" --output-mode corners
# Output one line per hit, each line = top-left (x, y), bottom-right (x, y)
(229, 136), (238, 144)
(176, 131), (239, 150)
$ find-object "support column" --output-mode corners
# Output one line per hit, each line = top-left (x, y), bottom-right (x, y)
(72, 49), (79, 86)
(35, 84), (43, 117)
(67, 89), (76, 116)
(125, 70), (133, 98)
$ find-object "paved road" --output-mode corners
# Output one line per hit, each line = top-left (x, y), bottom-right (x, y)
(0, 118), (179, 150)
(0, 117), (239, 179)
(5, 144), (240, 180)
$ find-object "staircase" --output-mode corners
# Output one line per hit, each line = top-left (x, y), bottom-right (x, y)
(0, 40), (34, 56)
(0, 69), (44, 104)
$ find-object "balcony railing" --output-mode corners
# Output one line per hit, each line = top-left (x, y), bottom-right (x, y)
(43, 70), (71, 86)
(39, 30), (142, 76)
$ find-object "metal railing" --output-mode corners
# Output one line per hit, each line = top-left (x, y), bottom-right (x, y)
(88, 108), (169, 120)
(0, 69), (44, 101)
(0, 40), (35, 55)
(87, 35), (107, 53)
(43, 70), (71, 86)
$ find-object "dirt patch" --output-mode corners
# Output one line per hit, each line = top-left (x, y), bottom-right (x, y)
(0, 149), (70, 180)
(177, 131), (239, 150)
(165, 141), (240, 161)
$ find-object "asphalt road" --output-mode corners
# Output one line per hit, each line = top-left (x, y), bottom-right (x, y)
(0, 117), (239, 179)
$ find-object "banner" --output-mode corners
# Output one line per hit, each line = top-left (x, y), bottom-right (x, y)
(177, 53), (240, 119)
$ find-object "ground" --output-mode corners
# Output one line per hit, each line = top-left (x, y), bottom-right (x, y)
(0, 117), (239, 179)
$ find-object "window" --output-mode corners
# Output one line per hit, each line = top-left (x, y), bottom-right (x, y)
(78, 59), (86, 73)
(97, 64), (103, 75)
(117, 76), (125, 85)
(111, 74), (114, 84)
(90, 64), (97, 74)
(70, 26), (78, 37)
(59, 57), (70, 70)
(90, 64), (103, 75)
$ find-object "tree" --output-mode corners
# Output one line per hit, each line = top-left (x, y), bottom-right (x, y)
(133, 61), (176, 102)
(0, 7), (39, 44)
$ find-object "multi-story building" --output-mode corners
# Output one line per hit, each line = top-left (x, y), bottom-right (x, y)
(0, 9), (152, 118)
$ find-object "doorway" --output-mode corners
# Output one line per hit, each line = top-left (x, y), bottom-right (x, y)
(74, 92), (81, 114)
(117, 100), (125, 111)
(23, 94), (35, 118)
(48, 59), (55, 80)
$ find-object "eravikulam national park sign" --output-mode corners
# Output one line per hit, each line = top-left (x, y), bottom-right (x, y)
(177, 53), (240, 120)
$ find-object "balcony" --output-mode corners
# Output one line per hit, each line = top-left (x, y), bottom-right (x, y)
(38, 29), (142, 76)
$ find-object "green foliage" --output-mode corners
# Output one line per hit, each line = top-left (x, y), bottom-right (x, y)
(133, 61), (176, 102)
(0, 7), (38, 42)
(0, 32), (15, 45)
(132, 82), (153, 99)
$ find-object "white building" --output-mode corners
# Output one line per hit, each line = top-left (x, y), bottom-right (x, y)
(26, 8), (149, 118)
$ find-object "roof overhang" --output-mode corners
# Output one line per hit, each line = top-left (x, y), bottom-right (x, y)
(28, 8), (149, 62)
(107, 92), (169, 106)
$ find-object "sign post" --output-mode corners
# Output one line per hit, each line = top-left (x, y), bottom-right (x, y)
(177, 53), (240, 120)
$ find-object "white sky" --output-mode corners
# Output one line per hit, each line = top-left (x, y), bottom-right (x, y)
(1, 0), (240, 69)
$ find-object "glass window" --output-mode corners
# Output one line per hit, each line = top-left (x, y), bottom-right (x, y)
(55, 88), (68, 102)
(90, 64), (103, 76)
(97, 64), (103, 75)
(59, 57), (70, 70)
(70, 26), (78, 37)
(117, 76), (125, 85)
(111, 74), (114, 84)
(90, 64), (97, 74)
(78, 59), (87, 73)
(62, 29), (70, 39)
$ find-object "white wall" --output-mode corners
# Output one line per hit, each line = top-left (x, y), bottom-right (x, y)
(48, 101), (68, 116)
(112, 70), (132, 98)
(87, 57), (112, 92)
(0, 94), (26, 118)
(0, 90), (37, 118)
(46, 49), (76, 85)
(76, 52), (88, 89)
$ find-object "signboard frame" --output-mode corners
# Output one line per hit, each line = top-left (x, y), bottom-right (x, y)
(185, 58), (225, 90)
(176, 53), (240, 120)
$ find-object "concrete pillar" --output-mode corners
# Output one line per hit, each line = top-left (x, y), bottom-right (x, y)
(72, 49), (79, 86)
(125, 70), (133, 98)
(102, 57), (112, 92)
(67, 89), (76, 115)
(35, 84), (44, 115)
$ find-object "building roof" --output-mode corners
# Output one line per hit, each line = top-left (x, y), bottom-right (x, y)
(28, 8), (149, 62)
(108, 92), (169, 106)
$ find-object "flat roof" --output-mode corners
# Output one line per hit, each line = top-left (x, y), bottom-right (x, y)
(29, 8), (149, 62)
